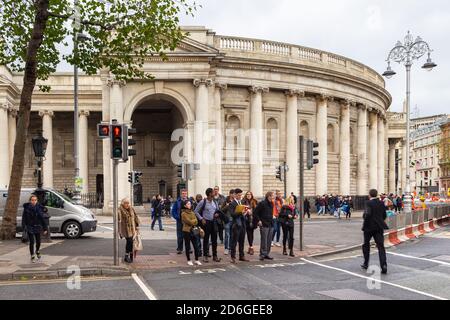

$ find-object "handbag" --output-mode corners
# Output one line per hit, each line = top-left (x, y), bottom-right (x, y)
(21, 228), (29, 243)
(133, 232), (143, 251)
(191, 226), (205, 238)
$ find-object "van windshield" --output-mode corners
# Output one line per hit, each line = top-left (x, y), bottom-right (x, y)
(53, 191), (77, 205)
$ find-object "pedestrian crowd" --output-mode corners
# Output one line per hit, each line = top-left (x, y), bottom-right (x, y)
(314, 194), (353, 219)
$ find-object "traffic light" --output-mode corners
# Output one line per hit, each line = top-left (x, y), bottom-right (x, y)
(110, 124), (123, 160)
(177, 164), (183, 179)
(128, 172), (134, 184)
(276, 166), (282, 181)
(97, 124), (110, 138)
(135, 171), (142, 184)
(122, 125), (137, 162)
(307, 140), (319, 170)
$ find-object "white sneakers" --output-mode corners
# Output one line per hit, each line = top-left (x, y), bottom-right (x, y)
(271, 242), (274, 247)
(275, 242), (281, 247)
(188, 260), (203, 266)
(187, 261), (194, 266)
(224, 249), (229, 255)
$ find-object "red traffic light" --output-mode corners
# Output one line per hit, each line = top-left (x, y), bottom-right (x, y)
(97, 124), (110, 138)
(112, 126), (121, 137)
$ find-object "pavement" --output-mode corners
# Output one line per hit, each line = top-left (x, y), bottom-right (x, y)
(0, 225), (448, 300)
(0, 211), (364, 279)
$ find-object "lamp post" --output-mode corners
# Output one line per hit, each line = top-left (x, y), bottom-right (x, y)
(72, 25), (89, 204)
(32, 131), (48, 202)
(382, 31), (437, 214)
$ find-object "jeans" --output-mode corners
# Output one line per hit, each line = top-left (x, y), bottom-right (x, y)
(224, 221), (231, 250)
(318, 206), (325, 215)
(272, 218), (280, 243)
(246, 227), (255, 247)
(183, 231), (200, 261)
(281, 223), (294, 250)
(362, 230), (387, 268)
(176, 219), (184, 252)
(125, 237), (133, 254)
(202, 220), (218, 257)
(216, 220), (224, 243)
(259, 226), (273, 258)
(151, 215), (163, 230)
(28, 232), (41, 256)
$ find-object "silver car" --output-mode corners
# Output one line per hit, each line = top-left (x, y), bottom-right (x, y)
(0, 188), (97, 239)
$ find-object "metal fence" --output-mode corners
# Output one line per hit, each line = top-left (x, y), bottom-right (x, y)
(80, 192), (103, 209)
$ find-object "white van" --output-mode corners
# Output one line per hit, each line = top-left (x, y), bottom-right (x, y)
(0, 188), (97, 239)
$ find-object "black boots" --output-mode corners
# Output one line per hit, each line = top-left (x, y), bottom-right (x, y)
(289, 249), (295, 257)
(283, 246), (288, 256)
(124, 253), (133, 263)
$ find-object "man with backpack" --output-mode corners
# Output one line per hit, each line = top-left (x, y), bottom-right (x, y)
(171, 189), (189, 254)
(195, 188), (222, 263)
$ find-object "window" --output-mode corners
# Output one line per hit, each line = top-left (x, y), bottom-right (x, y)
(300, 120), (309, 140)
(266, 118), (279, 154)
(327, 124), (334, 152)
(225, 115), (241, 151)
(94, 140), (103, 168)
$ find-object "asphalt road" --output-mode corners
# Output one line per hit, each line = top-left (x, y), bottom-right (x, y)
(0, 226), (448, 300)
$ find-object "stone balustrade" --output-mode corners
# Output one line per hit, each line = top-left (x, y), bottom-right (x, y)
(214, 35), (385, 87)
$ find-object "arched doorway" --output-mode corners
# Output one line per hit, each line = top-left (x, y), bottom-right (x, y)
(131, 95), (186, 201)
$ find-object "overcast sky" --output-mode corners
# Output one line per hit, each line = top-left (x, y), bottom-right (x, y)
(177, 0), (449, 116)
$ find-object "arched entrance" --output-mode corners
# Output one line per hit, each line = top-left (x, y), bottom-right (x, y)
(131, 95), (186, 201)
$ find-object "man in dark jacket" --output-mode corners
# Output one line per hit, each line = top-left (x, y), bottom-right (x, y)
(253, 191), (275, 261)
(227, 188), (249, 263)
(22, 195), (48, 263)
(361, 189), (388, 274)
(171, 189), (189, 254)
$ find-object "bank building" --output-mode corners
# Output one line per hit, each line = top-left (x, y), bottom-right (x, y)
(1, 27), (407, 212)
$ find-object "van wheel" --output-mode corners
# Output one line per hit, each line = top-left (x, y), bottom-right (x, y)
(63, 221), (82, 239)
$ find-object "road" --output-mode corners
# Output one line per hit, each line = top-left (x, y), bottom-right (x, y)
(0, 225), (448, 300)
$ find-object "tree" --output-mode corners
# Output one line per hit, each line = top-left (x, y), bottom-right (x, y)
(0, 0), (198, 240)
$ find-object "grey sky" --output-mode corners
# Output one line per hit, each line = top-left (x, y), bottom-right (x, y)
(178, 0), (449, 116)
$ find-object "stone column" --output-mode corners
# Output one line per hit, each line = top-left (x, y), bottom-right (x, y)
(388, 141), (396, 194)
(8, 107), (17, 175)
(401, 140), (407, 195)
(377, 114), (386, 193)
(102, 75), (112, 211)
(193, 79), (213, 196)
(285, 89), (303, 196)
(78, 110), (90, 193)
(339, 100), (351, 195)
(249, 86), (268, 198)
(214, 83), (227, 188)
(39, 110), (54, 188)
(368, 109), (378, 190)
(0, 103), (10, 187)
(357, 104), (368, 195)
(315, 94), (329, 196)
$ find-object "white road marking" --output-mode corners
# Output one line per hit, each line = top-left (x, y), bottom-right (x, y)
(301, 258), (447, 301)
(387, 252), (450, 267)
(97, 224), (113, 231)
(131, 273), (158, 300)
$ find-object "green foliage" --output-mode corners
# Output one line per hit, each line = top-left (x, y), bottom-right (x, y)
(0, 0), (199, 87)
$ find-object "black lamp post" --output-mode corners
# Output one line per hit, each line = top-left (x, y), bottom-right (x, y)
(32, 130), (48, 191)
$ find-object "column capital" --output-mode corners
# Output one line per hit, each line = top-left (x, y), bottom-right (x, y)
(8, 107), (18, 118)
(107, 78), (126, 88)
(285, 89), (305, 97)
(356, 103), (367, 111)
(214, 82), (228, 91)
(79, 110), (90, 117)
(38, 110), (54, 118)
(315, 93), (333, 103)
(339, 98), (356, 107)
(193, 78), (214, 88)
(248, 86), (269, 94)
(1, 102), (12, 111)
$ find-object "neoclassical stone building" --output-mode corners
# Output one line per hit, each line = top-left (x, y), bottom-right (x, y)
(0, 26), (393, 209)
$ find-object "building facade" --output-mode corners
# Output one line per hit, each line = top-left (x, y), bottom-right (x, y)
(0, 27), (393, 210)
(439, 120), (450, 197)
(410, 115), (449, 194)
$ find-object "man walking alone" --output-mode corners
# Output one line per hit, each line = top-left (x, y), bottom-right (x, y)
(361, 189), (388, 274)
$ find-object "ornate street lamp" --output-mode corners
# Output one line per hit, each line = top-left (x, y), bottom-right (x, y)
(382, 31), (437, 214)
(32, 131), (48, 191)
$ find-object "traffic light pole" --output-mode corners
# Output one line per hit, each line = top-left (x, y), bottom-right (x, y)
(113, 159), (119, 266)
(283, 162), (287, 199)
(299, 136), (304, 251)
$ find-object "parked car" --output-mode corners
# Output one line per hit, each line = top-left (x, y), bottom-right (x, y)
(0, 188), (97, 239)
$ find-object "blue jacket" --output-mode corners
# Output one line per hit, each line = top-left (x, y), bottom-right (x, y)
(171, 198), (183, 221)
(22, 203), (48, 234)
